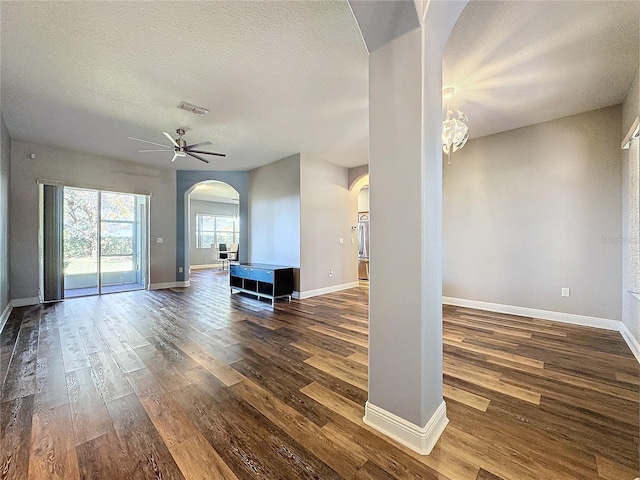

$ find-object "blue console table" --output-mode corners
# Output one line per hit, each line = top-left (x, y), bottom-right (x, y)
(229, 263), (294, 305)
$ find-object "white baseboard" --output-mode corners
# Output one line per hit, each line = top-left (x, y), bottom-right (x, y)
(363, 401), (448, 455)
(190, 264), (222, 270)
(619, 323), (640, 363)
(149, 281), (190, 290)
(296, 281), (359, 300)
(0, 302), (12, 333)
(11, 297), (41, 307)
(443, 296), (620, 331)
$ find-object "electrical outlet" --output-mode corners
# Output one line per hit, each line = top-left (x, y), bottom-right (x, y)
(561, 288), (570, 297)
(178, 267), (183, 273)
(328, 269), (334, 277)
(156, 237), (163, 244)
(339, 238), (344, 244)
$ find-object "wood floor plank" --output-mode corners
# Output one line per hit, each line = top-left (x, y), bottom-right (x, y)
(299, 381), (363, 423)
(0, 395), (34, 480)
(127, 368), (200, 448)
(106, 393), (186, 479)
(595, 454), (640, 480)
(134, 343), (192, 392)
(87, 350), (133, 401)
(170, 433), (238, 480)
(66, 367), (113, 445)
(347, 350), (368, 366)
(33, 347), (68, 414)
(58, 321), (90, 373)
(2, 310), (39, 402)
(76, 430), (129, 480)
(230, 379), (368, 478)
(179, 341), (245, 386)
(28, 403), (80, 480)
(443, 383), (491, 412)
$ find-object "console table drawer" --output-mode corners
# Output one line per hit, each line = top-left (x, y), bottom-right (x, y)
(248, 268), (273, 283)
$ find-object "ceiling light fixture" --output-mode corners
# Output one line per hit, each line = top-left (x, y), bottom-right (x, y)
(442, 87), (469, 164)
(178, 101), (209, 116)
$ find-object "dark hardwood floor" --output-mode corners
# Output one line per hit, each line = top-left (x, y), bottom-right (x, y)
(1, 269), (638, 479)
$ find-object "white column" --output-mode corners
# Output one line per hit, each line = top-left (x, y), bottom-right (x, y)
(350, 0), (468, 455)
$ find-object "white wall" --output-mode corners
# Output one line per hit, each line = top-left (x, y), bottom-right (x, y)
(248, 154), (301, 288)
(622, 65), (640, 345)
(189, 199), (238, 266)
(443, 106), (623, 321)
(300, 154), (358, 293)
(10, 140), (177, 301)
(0, 115), (10, 317)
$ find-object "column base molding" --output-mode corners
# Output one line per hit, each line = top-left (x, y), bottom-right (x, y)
(363, 400), (448, 455)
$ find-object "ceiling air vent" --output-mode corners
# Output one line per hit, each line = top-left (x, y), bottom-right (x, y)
(178, 101), (209, 116)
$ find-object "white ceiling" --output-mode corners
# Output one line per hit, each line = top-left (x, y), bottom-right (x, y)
(1, 1), (638, 173)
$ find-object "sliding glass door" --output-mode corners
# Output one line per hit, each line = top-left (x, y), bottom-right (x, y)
(63, 187), (147, 298)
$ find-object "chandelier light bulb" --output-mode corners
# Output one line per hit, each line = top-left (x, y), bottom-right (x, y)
(441, 87), (469, 164)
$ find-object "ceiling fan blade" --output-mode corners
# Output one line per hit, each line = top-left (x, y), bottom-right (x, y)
(171, 152), (179, 162)
(186, 141), (212, 150)
(128, 137), (171, 149)
(163, 131), (180, 148)
(187, 149), (226, 157)
(138, 149), (172, 152)
(187, 152), (210, 164)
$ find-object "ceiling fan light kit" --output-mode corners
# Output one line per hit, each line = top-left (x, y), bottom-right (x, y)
(128, 128), (226, 164)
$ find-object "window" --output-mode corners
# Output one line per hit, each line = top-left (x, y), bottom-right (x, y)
(196, 214), (239, 249)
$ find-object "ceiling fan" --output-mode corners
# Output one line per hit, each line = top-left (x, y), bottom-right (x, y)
(128, 128), (226, 164)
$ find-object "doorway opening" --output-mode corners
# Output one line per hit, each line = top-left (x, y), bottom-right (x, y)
(187, 181), (240, 273)
(351, 174), (370, 281)
(63, 187), (148, 297)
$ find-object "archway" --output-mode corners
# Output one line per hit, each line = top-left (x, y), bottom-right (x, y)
(176, 170), (249, 285)
(349, 174), (370, 281)
(187, 181), (240, 273)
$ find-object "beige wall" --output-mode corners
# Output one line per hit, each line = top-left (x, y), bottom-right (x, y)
(0, 115), (10, 316)
(248, 152), (359, 295)
(10, 140), (177, 300)
(443, 106), (622, 321)
(248, 154), (301, 288)
(300, 154), (358, 293)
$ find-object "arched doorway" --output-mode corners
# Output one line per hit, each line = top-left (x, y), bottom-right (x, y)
(176, 170), (249, 285)
(349, 174), (370, 280)
(188, 181), (240, 273)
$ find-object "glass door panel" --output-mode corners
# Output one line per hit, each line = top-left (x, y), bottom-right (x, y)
(63, 187), (147, 297)
(100, 192), (142, 294)
(63, 188), (99, 297)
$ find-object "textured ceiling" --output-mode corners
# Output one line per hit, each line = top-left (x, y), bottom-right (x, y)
(1, 1), (638, 173)
(1, 1), (369, 171)
(443, 0), (639, 139)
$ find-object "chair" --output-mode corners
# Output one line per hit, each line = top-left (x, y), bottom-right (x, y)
(216, 243), (229, 270)
(227, 243), (239, 266)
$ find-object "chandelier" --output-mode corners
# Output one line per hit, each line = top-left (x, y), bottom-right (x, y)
(442, 87), (469, 164)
